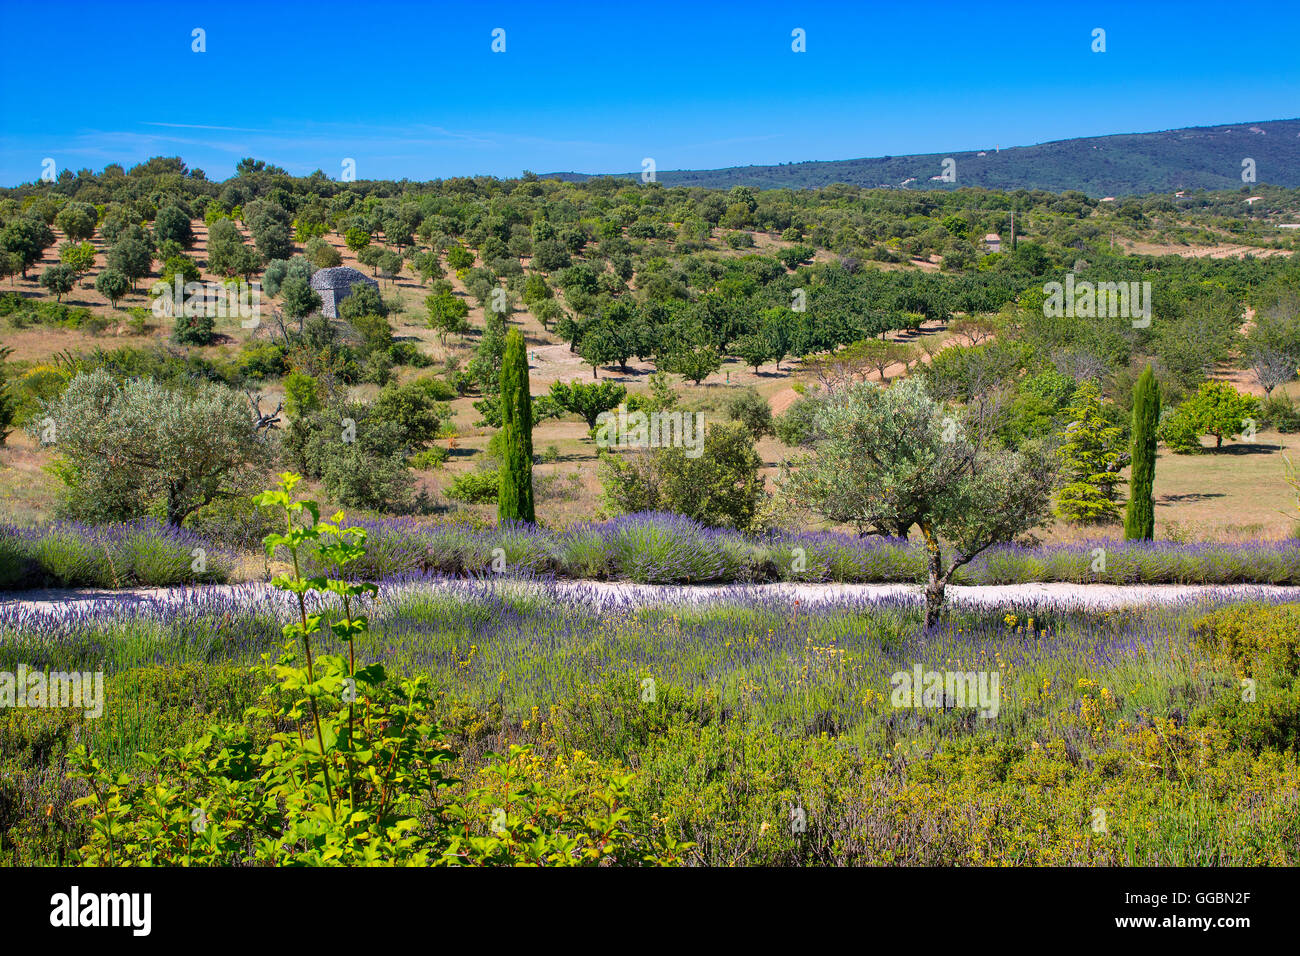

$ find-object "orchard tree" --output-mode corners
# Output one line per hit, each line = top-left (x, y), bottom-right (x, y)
(54, 203), (97, 243)
(0, 345), (15, 445)
(781, 377), (1054, 626)
(1190, 380), (1262, 450)
(523, 273), (551, 306)
(549, 379), (627, 429)
(205, 218), (246, 276)
(1, 252), (26, 286)
(262, 257), (314, 297)
(59, 241), (96, 283)
(280, 275), (322, 320)
(578, 323), (623, 378)
(244, 199), (293, 262)
(357, 245), (383, 276)
(0, 217), (56, 277)
(230, 243), (263, 280)
(95, 268), (130, 306)
(153, 205), (195, 250)
(1244, 297), (1300, 396)
(665, 345), (722, 385)
(344, 227), (371, 253)
(411, 250), (444, 284)
(107, 236), (153, 288)
(377, 250), (403, 285)
(731, 334), (771, 373)
(426, 291), (469, 344)
(39, 264), (76, 301)
(534, 299), (565, 332)
(446, 243), (475, 270)
(858, 338), (917, 383)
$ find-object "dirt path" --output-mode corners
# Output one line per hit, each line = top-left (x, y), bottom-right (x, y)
(4, 579), (1299, 621)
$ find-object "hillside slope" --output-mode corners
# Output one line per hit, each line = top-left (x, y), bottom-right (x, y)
(544, 119), (1300, 195)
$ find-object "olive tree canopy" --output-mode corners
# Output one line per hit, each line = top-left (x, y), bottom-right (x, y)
(36, 370), (268, 526)
(780, 377), (1054, 626)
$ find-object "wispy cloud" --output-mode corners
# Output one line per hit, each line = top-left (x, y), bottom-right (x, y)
(142, 122), (272, 133)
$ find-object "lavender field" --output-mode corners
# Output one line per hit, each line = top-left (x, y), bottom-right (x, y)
(7, 512), (1300, 591)
(2, 571), (1299, 866)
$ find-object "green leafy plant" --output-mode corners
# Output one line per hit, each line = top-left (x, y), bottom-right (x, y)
(68, 474), (687, 866)
(72, 474), (457, 864)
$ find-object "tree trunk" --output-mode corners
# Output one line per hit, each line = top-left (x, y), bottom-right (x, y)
(920, 522), (946, 629)
(166, 485), (186, 528)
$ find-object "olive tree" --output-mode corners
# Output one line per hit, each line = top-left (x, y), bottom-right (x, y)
(781, 377), (1054, 626)
(36, 370), (268, 525)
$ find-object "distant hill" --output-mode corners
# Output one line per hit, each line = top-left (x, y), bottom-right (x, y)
(543, 119), (1300, 196)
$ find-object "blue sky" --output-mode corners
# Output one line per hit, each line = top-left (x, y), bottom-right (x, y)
(1, 0), (1297, 186)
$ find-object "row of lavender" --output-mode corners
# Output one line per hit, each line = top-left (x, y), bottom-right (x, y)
(4, 511), (1300, 590)
(0, 521), (236, 590)
(346, 513), (1300, 584)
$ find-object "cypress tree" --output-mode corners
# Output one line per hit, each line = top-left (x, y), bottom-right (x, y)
(498, 328), (535, 523)
(1124, 364), (1160, 540)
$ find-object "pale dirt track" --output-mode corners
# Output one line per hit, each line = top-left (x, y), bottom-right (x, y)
(4, 579), (1300, 621)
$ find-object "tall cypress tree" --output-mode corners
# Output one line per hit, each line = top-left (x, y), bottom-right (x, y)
(1124, 364), (1160, 540)
(498, 328), (535, 523)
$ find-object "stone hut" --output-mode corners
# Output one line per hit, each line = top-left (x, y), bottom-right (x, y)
(309, 266), (379, 318)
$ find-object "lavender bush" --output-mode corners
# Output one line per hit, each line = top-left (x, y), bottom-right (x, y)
(0, 521), (234, 590)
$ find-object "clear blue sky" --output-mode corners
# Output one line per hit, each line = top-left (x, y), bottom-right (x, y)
(1, 0), (1297, 186)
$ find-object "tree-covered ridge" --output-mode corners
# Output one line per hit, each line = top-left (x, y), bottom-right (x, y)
(544, 119), (1300, 196)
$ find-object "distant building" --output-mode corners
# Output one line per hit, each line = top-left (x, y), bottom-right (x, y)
(308, 266), (380, 319)
(1100, 197), (1116, 203)
(983, 233), (1001, 253)
(1245, 196), (1264, 205)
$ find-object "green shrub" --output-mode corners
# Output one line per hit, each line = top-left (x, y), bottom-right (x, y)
(1192, 604), (1300, 753)
(171, 311), (215, 346)
(1261, 393), (1300, 433)
(1192, 604), (1300, 681)
(410, 446), (449, 470)
(447, 469), (500, 504)
(725, 387), (773, 438)
(1159, 403), (1204, 453)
